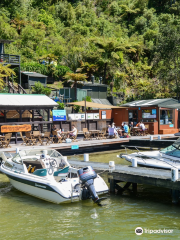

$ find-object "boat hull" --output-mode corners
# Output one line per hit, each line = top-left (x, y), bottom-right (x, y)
(1, 166), (108, 204)
(121, 153), (180, 170)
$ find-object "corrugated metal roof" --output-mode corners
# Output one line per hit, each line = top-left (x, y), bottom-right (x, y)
(0, 94), (58, 107)
(121, 98), (179, 107)
(83, 83), (108, 87)
(92, 98), (112, 105)
(21, 72), (47, 77)
(67, 101), (123, 109)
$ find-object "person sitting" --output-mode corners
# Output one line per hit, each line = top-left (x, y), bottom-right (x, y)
(136, 122), (140, 127)
(123, 123), (129, 136)
(68, 125), (77, 138)
(140, 121), (145, 131)
(51, 124), (57, 137)
(114, 128), (119, 137)
(129, 122), (134, 128)
(108, 125), (111, 133)
(56, 128), (62, 138)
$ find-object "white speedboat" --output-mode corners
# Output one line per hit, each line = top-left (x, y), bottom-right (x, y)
(0, 149), (108, 204)
(118, 138), (180, 169)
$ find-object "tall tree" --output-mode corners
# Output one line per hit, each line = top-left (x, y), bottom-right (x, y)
(153, 22), (180, 99)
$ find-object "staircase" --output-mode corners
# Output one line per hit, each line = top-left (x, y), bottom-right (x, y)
(8, 81), (27, 94)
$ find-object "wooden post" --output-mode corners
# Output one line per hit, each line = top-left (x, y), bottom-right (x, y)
(85, 99), (87, 128)
(15, 132), (17, 144)
(132, 183), (137, 195)
(47, 109), (50, 131)
(19, 110), (22, 122)
(4, 110), (6, 122)
(109, 179), (116, 193)
(172, 189), (179, 204)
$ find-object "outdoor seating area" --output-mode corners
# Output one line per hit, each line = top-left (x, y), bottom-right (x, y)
(0, 121), (151, 148)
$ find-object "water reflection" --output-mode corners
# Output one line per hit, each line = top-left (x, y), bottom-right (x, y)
(0, 150), (180, 239)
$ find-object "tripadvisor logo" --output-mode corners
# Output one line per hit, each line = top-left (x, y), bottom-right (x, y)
(135, 227), (143, 235)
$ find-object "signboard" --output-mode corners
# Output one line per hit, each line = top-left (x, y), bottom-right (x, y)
(68, 114), (75, 120)
(87, 113), (94, 119)
(102, 111), (106, 119)
(71, 145), (79, 150)
(1, 124), (31, 133)
(142, 109), (156, 119)
(94, 113), (99, 119)
(52, 110), (66, 121)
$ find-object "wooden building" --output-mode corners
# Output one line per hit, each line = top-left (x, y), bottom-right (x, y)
(21, 72), (47, 89)
(0, 94), (58, 141)
(112, 98), (180, 135)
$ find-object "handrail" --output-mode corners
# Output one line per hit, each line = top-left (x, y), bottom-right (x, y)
(18, 84), (27, 94)
(8, 81), (18, 93)
(0, 54), (20, 64)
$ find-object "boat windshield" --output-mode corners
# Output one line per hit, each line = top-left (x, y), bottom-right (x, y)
(160, 138), (180, 158)
(12, 153), (23, 164)
(12, 149), (62, 164)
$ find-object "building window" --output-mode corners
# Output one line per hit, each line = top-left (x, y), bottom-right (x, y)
(142, 109), (156, 122)
(160, 110), (173, 125)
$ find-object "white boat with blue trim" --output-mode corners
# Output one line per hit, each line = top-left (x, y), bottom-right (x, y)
(0, 149), (108, 204)
(118, 138), (180, 169)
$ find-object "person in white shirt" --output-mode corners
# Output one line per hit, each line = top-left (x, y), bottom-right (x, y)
(68, 125), (77, 138)
(140, 122), (145, 131)
(57, 128), (62, 137)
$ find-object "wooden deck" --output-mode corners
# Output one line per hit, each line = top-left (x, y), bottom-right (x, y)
(0, 137), (129, 153)
(68, 159), (180, 203)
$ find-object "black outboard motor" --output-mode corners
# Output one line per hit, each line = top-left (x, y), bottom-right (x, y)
(78, 166), (103, 204)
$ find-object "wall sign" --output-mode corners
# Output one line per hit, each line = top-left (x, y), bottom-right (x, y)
(1, 124), (31, 133)
(102, 111), (106, 119)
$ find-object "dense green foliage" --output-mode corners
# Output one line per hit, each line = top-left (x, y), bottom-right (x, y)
(32, 81), (51, 96)
(1, 0), (180, 101)
(57, 101), (65, 109)
(20, 62), (71, 80)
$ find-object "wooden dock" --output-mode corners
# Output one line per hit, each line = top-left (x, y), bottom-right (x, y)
(68, 160), (180, 203)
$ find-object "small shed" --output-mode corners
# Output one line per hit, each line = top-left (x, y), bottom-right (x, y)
(112, 98), (180, 135)
(21, 72), (47, 89)
(81, 82), (108, 99)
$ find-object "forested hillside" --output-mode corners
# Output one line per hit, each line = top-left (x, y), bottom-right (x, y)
(1, 0), (180, 101)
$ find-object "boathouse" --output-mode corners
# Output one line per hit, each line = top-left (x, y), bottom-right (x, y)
(112, 98), (180, 135)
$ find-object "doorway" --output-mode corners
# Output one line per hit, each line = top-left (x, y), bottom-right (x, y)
(128, 110), (138, 125)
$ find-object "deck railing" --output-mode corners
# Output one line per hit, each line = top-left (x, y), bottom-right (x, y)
(0, 54), (20, 65)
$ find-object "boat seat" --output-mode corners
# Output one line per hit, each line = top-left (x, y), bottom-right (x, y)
(33, 169), (47, 177)
(53, 166), (69, 176)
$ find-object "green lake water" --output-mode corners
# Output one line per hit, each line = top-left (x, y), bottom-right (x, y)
(0, 150), (180, 239)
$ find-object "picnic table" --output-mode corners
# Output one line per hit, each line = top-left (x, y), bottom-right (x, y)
(89, 130), (100, 139)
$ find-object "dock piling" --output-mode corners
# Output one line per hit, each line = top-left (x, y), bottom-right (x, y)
(132, 158), (137, 167)
(84, 153), (89, 162)
(171, 189), (179, 204)
(109, 179), (116, 193)
(171, 168), (178, 182)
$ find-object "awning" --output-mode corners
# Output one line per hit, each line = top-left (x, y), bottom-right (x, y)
(66, 101), (124, 109)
